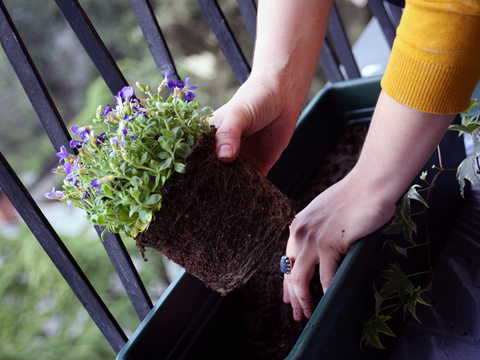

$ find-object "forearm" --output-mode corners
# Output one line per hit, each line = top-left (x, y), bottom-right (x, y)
(251, 0), (334, 104)
(348, 91), (455, 205)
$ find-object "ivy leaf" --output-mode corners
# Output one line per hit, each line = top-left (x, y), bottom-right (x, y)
(361, 315), (396, 349)
(383, 185), (426, 244)
(383, 201), (417, 244)
(382, 239), (407, 257)
(379, 263), (414, 302)
(457, 154), (480, 197)
(404, 286), (430, 323)
(406, 185), (428, 208)
(374, 288), (384, 313)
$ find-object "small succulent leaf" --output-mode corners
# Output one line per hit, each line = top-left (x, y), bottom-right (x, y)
(174, 162), (186, 173)
(457, 154), (480, 197)
(172, 126), (184, 141)
(131, 176), (143, 185)
(405, 286), (431, 323)
(160, 139), (172, 153)
(361, 316), (396, 349)
(175, 142), (191, 158)
(157, 151), (171, 160)
(379, 263), (414, 302)
(161, 129), (173, 139)
(146, 194), (162, 205)
(159, 158), (173, 171)
(382, 239), (408, 257)
(140, 152), (149, 164)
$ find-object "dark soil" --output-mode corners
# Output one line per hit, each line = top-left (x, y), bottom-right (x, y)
(136, 128), (296, 295)
(240, 125), (369, 360)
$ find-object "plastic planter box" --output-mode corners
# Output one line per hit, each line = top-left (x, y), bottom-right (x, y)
(117, 76), (467, 359)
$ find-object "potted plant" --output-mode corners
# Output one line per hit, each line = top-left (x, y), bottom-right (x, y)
(45, 73), (295, 295)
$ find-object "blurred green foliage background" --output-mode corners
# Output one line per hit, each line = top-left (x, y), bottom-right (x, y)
(0, 0), (371, 358)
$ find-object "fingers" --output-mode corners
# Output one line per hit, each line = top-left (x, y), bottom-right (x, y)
(209, 105), (251, 164)
(283, 254), (316, 321)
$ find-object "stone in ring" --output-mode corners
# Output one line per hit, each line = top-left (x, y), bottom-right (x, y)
(280, 255), (292, 274)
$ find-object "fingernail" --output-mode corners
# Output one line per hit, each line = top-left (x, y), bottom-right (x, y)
(304, 309), (311, 319)
(218, 144), (234, 159)
(293, 311), (301, 321)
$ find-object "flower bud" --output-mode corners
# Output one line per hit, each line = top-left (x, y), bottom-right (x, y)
(136, 81), (146, 92)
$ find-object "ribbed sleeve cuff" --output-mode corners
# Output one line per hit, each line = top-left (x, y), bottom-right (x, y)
(381, 45), (480, 114)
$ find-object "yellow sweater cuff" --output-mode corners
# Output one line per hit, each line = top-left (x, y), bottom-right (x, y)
(381, 0), (480, 114)
(382, 45), (480, 114)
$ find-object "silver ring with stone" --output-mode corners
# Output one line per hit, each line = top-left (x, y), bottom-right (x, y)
(280, 255), (292, 274)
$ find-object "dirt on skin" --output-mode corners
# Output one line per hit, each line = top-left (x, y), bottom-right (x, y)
(239, 125), (369, 360)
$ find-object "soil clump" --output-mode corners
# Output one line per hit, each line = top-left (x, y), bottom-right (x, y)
(136, 129), (296, 295)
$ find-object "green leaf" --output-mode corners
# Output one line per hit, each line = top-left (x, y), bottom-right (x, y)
(160, 139), (172, 153)
(146, 194), (162, 205)
(172, 126), (184, 141)
(97, 215), (106, 226)
(140, 151), (149, 164)
(374, 288), (384, 313)
(361, 316), (396, 349)
(201, 106), (214, 114)
(131, 176), (143, 185)
(383, 201), (417, 244)
(174, 162), (185, 173)
(382, 239), (407, 257)
(161, 129), (173, 140)
(404, 286), (430, 323)
(175, 142), (191, 158)
(379, 263), (414, 302)
(156, 151), (170, 159)
(159, 158), (173, 171)
(460, 98), (480, 115)
(406, 185), (428, 208)
(383, 185), (426, 244)
(457, 154), (480, 197)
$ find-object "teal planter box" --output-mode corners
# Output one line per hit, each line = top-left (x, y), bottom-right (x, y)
(117, 76), (466, 359)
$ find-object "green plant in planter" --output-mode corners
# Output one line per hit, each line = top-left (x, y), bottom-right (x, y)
(45, 73), (212, 238)
(361, 99), (480, 349)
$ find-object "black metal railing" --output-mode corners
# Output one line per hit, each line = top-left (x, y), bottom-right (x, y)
(0, 0), (401, 355)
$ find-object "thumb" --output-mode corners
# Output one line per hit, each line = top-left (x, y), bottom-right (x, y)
(210, 107), (250, 164)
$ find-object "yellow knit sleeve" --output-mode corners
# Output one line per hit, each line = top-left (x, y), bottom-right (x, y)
(381, 0), (480, 114)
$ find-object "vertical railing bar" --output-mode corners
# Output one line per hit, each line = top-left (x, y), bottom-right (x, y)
(368, 0), (396, 48)
(128, 0), (179, 79)
(326, 4), (360, 80)
(53, 0), (128, 95)
(0, 151), (127, 354)
(0, 0), (71, 154)
(384, 1), (403, 29)
(197, 0), (251, 85)
(236, 0), (257, 45)
(1, 0), (153, 321)
(319, 38), (345, 83)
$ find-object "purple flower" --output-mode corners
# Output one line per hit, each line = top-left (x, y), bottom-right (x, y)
(130, 134), (137, 140)
(44, 187), (64, 200)
(182, 77), (197, 101)
(72, 125), (90, 140)
(64, 158), (80, 185)
(67, 199), (72, 212)
(69, 139), (84, 149)
(101, 105), (112, 116)
(91, 179), (102, 195)
(56, 146), (69, 163)
(118, 86), (134, 99)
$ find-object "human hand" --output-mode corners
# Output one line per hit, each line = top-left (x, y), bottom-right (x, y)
(282, 173), (396, 321)
(209, 75), (301, 177)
